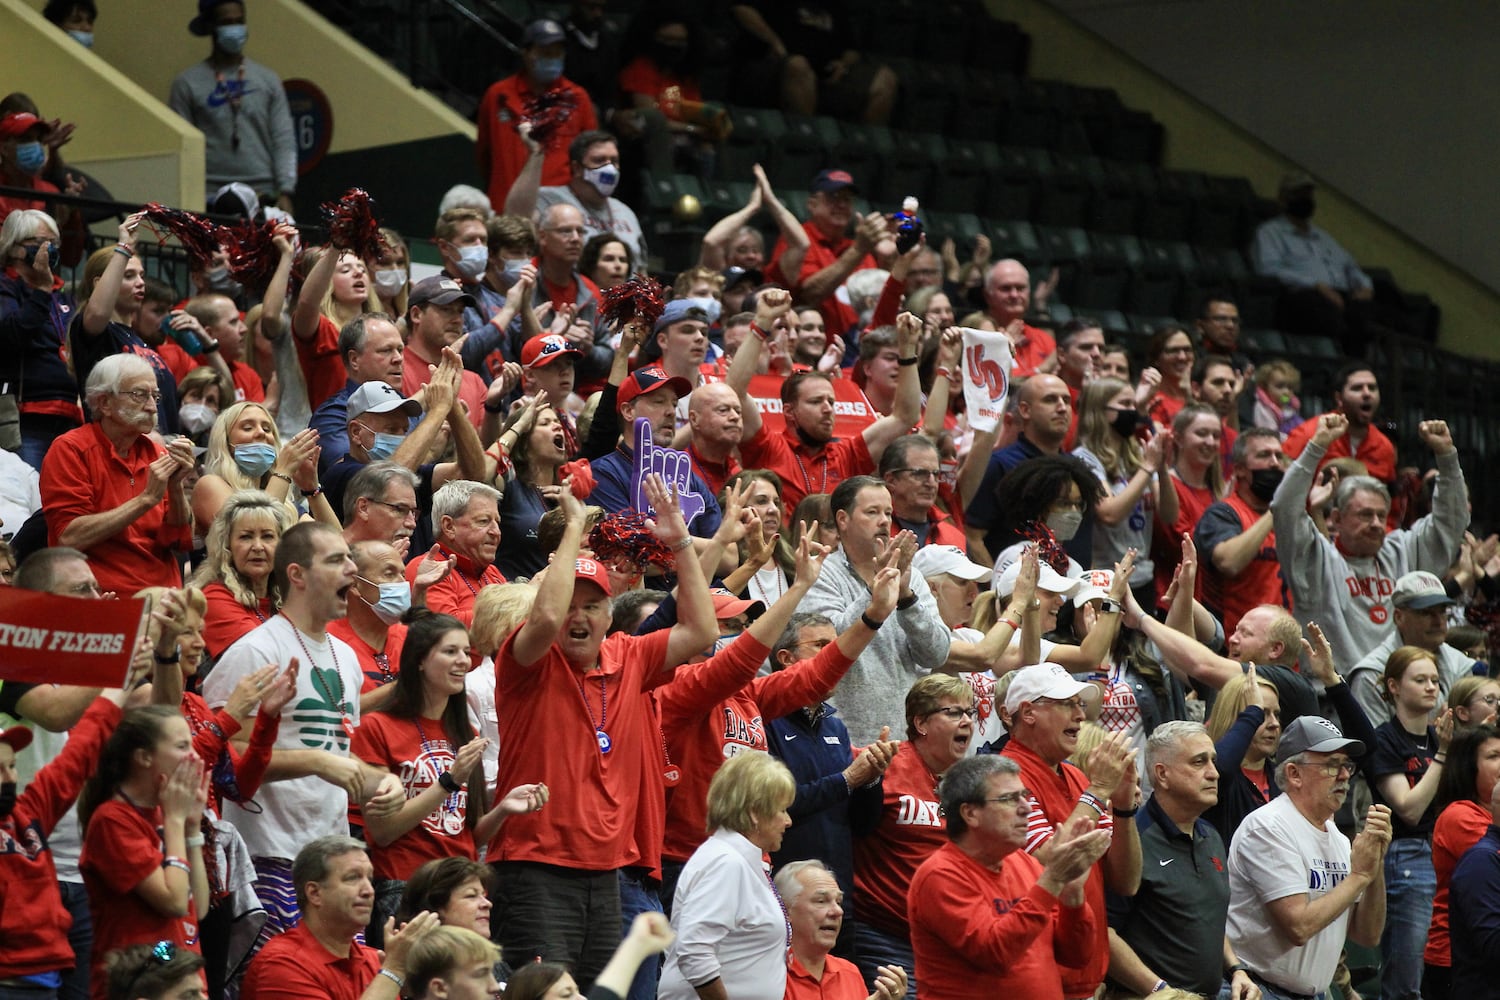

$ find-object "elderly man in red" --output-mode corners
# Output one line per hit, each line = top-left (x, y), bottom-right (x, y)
(780, 860), (907, 1000)
(768, 168), (888, 338)
(403, 479), (505, 627)
(40, 353), (193, 593)
(984, 259), (1056, 377)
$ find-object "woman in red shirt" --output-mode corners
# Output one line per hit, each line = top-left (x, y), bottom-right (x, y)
(78, 707), (211, 1000)
(189, 489), (291, 659)
(1153, 403), (1227, 602)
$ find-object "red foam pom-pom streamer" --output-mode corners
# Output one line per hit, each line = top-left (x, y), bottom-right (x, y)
(320, 188), (388, 262)
(523, 88), (578, 146)
(140, 203), (230, 262)
(225, 219), (281, 293)
(588, 510), (675, 571)
(600, 275), (668, 331)
(1018, 520), (1071, 575)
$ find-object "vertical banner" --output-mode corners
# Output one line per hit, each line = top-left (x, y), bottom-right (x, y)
(959, 327), (1013, 433)
(0, 590), (147, 687)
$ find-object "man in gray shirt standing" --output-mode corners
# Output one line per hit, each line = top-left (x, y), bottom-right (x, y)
(169, 0), (297, 210)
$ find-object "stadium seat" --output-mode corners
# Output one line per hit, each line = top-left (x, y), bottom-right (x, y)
(987, 219), (1042, 267)
(879, 132), (946, 206)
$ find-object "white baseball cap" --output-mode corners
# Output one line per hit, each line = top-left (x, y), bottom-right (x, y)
(1003, 663), (1092, 714)
(994, 558), (1079, 599)
(1070, 568), (1115, 606)
(913, 545), (990, 583)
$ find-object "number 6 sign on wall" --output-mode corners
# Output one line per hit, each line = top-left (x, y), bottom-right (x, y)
(959, 327), (1014, 433)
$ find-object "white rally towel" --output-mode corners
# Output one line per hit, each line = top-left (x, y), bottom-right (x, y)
(958, 326), (1013, 433)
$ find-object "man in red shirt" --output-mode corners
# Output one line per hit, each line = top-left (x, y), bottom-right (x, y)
(242, 835), (437, 1000)
(781, 861), (907, 1000)
(727, 291), (921, 519)
(768, 168), (887, 338)
(1283, 363), (1396, 483)
(476, 19), (598, 211)
(1000, 664), (1141, 1000)
(491, 478), (714, 991)
(529, 203), (612, 386)
(40, 354), (194, 594)
(184, 292), (265, 402)
(984, 259), (1056, 377)
(909, 754), (1111, 1000)
(402, 276), (487, 426)
(405, 479), (505, 627)
(1195, 427), (1291, 633)
(684, 382), (742, 497)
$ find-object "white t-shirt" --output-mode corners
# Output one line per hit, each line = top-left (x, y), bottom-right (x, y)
(202, 614), (363, 861)
(956, 626), (1057, 756)
(1227, 792), (1356, 995)
(466, 654), (499, 794)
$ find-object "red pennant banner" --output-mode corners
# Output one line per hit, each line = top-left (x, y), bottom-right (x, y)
(0, 590), (147, 688)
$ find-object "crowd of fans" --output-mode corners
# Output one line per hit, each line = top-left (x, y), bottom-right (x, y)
(3, 2), (1499, 1000)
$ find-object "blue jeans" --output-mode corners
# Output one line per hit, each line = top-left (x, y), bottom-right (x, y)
(56, 881), (90, 1000)
(851, 920), (916, 1000)
(617, 868), (663, 1000)
(1381, 838), (1436, 1000)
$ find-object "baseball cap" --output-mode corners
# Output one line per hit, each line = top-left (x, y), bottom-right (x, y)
(1392, 570), (1455, 610)
(347, 382), (423, 422)
(410, 276), (478, 309)
(210, 182), (261, 221)
(994, 559), (1079, 599)
(617, 366), (692, 411)
(711, 590), (766, 622)
(810, 169), (859, 195)
(0, 112), (43, 139)
(1003, 663), (1092, 715)
(722, 266), (763, 289)
(521, 333), (582, 368)
(653, 298), (712, 334)
(913, 545), (990, 583)
(1279, 171), (1316, 196)
(523, 18), (566, 47)
(0, 722), (33, 753)
(1070, 569), (1114, 606)
(574, 556), (612, 596)
(189, 0), (238, 36)
(1275, 716), (1365, 767)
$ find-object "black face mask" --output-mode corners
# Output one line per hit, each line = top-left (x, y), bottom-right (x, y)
(1249, 467), (1285, 503)
(1110, 408), (1143, 438)
(0, 781), (15, 819)
(1286, 195), (1315, 220)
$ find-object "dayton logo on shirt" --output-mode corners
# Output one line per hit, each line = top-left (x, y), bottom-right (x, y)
(896, 795), (942, 827)
(292, 667), (353, 751)
(720, 706), (766, 755)
(1306, 858), (1351, 892)
(992, 895), (1022, 915)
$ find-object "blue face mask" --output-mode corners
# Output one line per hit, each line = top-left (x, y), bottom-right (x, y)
(454, 244), (488, 282)
(502, 258), (528, 284)
(233, 442), (278, 478)
(67, 29), (94, 48)
(28, 241), (60, 272)
(358, 577), (411, 625)
(215, 23), (248, 54)
(14, 142), (46, 177)
(367, 432), (405, 462)
(532, 57), (564, 85)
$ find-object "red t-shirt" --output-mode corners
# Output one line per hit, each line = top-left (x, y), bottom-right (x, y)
(1002, 737), (1113, 999)
(402, 344), (486, 428)
(1427, 799), (1492, 967)
(80, 800), (202, 1000)
(738, 420), (874, 524)
(1147, 391), (1187, 431)
(242, 922), (382, 1000)
(1197, 492), (1289, 635)
(1009, 323), (1057, 379)
(909, 840), (1096, 1000)
(295, 313), (346, 411)
(327, 619), (408, 693)
(202, 581), (271, 659)
(492, 626), (673, 869)
(853, 742), (948, 936)
(1152, 474), (1219, 605)
(476, 75), (598, 210)
(1283, 413), (1397, 483)
(351, 712), (477, 880)
(769, 221), (873, 337)
(617, 58), (703, 113)
(156, 339), (197, 383)
(230, 358), (266, 403)
(40, 422), (190, 595)
(404, 546), (504, 628)
(785, 952), (868, 1000)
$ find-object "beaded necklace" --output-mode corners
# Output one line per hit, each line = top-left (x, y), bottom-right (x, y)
(576, 669), (611, 754)
(283, 613), (352, 739)
(414, 717), (461, 812)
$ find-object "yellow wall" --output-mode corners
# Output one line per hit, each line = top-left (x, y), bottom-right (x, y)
(3, 0), (203, 208)
(991, 0), (1500, 358)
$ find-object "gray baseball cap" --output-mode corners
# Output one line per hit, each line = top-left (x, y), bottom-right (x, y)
(1275, 716), (1365, 767)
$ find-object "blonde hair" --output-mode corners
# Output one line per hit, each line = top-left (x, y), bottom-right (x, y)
(205, 402), (283, 488)
(189, 490), (294, 609)
(403, 925), (500, 995)
(1205, 672), (1278, 742)
(704, 751), (795, 835)
(905, 674), (975, 740)
(469, 583), (537, 657)
(1067, 720), (1111, 770)
(1075, 377), (1143, 479)
(372, 227), (409, 316)
(1254, 358), (1301, 393)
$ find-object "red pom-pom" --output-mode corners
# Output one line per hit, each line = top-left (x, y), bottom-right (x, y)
(523, 89), (578, 146)
(225, 219), (281, 294)
(599, 275), (668, 331)
(320, 188), (388, 262)
(588, 510), (675, 571)
(140, 203), (230, 263)
(1018, 520), (1071, 575)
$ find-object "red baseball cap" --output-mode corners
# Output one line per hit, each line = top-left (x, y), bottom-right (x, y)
(522, 334), (583, 368)
(0, 723), (34, 754)
(574, 557), (613, 596)
(0, 112), (43, 139)
(710, 590), (766, 622)
(617, 365), (692, 411)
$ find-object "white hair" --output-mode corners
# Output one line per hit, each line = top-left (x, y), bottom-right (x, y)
(0, 209), (60, 263)
(773, 859), (835, 908)
(431, 479), (502, 533)
(84, 354), (155, 412)
(438, 184), (493, 219)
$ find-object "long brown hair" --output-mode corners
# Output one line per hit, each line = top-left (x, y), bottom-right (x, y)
(1074, 377), (1142, 479)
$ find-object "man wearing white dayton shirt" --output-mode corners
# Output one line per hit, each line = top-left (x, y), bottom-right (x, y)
(204, 521), (402, 940)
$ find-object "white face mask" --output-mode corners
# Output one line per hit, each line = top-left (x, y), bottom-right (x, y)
(1045, 510), (1083, 542)
(582, 163), (620, 197)
(373, 267), (407, 297)
(454, 245), (488, 281)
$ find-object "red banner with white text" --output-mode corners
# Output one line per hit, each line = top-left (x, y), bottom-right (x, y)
(0, 590), (147, 688)
(745, 374), (880, 440)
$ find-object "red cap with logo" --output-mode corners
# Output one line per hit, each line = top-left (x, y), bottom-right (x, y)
(574, 557), (613, 596)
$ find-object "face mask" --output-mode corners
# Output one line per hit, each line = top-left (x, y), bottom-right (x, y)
(582, 163), (619, 198)
(454, 245), (488, 281)
(0, 781), (14, 819)
(68, 29), (93, 48)
(1045, 510), (1084, 542)
(1286, 194), (1315, 219)
(683, 296), (721, 325)
(359, 578), (411, 626)
(14, 141), (46, 177)
(367, 432), (405, 462)
(1109, 408), (1143, 438)
(179, 402), (217, 435)
(215, 23), (248, 54)
(204, 264), (243, 297)
(1249, 467), (1286, 503)
(233, 442), (278, 478)
(373, 267), (407, 297)
(29, 242), (60, 272)
(502, 258), (528, 284)
(532, 57), (564, 84)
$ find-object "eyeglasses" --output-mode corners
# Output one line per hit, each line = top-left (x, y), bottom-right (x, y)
(62, 580), (103, 597)
(929, 706), (977, 721)
(118, 388), (163, 403)
(371, 499), (418, 521)
(1300, 759), (1358, 778)
(895, 468), (940, 482)
(791, 638), (834, 653)
(979, 790), (1031, 808)
(123, 941), (178, 998)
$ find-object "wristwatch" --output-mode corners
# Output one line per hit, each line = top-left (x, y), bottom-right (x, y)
(437, 770), (461, 794)
(1099, 598), (1122, 615)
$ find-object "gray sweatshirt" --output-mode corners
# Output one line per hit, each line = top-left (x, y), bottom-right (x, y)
(801, 548), (952, 745)
(1271, 439), (1467, 672)
(169, 56), (297, 198)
